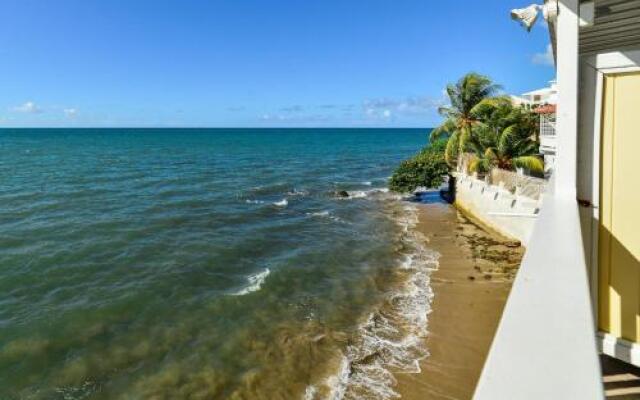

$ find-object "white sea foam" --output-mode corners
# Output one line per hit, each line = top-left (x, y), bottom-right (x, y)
(339, 187), (392, 200)
(287, 189), (309, 197)
(361, 181), (373, 186)
(273, 199), (288, 207)
(306, 210), (345, 223)
(304, 202), (439, 400)
(307, 211), (330, 217)
(233, 268), (271, 296)
(325, 357), (350, 400)
(303, 385), (319, 400)
(245, 199), (265, 204)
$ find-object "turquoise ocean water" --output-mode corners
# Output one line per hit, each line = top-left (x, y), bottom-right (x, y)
(0, 129), (439, 400)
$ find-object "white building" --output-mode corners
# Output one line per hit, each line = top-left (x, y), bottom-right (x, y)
(474, 1), (640, 399)
(513, 81), (559, 174)
(511, 80), (559, 109)
(534, 103), (557, 173)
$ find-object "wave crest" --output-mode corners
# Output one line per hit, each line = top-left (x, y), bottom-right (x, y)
(273, 199), (288, 207)
(336, 188), (399, 201)
(232, 269), (271, 296)
(305, 203), (439, 400)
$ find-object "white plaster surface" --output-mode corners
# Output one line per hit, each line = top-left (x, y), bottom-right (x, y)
(473, 185), (604, 399)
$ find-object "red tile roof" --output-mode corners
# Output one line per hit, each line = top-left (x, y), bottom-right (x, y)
(533, 104), (556, 114)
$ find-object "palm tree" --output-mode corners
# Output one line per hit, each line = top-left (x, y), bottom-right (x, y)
(430, 73), (501, 166)
(466, 97), (544, 175)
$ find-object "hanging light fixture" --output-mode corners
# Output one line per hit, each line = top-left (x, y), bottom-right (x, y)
(511, 1), (558, 31)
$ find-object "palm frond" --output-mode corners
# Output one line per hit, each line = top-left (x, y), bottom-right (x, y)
(516, 140), (540, 155)
(468, 156), (493, 174)
(468, 158), (481, 173)
(484, 147), (497, 161)
(470, 96), (510, 115)
(434, 73), (515, 171)
(437, 106), (452, 118)
(472, 122), (497, 149)
(466, 136), (484, 157)
(444, 130), (460, 167)
(458, 125), (473, 154)
(429, 119), (456, 143)
(512, 156), (544, 174)
(497, 125), (518, 155)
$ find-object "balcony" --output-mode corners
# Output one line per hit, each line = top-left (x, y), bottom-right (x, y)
(537, 107), (557, 156)
(473, 178), (604, 399)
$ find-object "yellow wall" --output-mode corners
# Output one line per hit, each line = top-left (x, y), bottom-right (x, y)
(598, 73), (640, 343)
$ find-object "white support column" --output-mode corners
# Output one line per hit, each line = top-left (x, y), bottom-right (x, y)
(555, 0), (580, 199)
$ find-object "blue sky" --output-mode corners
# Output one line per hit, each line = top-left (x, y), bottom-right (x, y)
(0, 0), (554, 128)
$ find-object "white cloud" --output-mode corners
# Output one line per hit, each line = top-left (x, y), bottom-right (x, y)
(260, 112), (330, 123)
(64, 108), (78, 117)
(363, 96), (442, 119)
(258, 96), (441, 125)
(532, 44), (555, 66)
(12, 101), (42, 114)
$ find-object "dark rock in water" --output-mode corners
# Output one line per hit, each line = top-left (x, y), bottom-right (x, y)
(336, 190), (350, 198)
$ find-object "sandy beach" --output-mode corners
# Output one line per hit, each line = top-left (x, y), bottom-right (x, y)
(396, 200), (524, 400)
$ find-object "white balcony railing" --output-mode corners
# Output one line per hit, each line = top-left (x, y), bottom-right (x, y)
(540, 114), (557, 137)
(473, 177), (604, 399)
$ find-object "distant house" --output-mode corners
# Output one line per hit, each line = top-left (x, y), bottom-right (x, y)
(534, 103), (557, 173)
(512, 81), (558, 173)
(511, 80), (558, 110)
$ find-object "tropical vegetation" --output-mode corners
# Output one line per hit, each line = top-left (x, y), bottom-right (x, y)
(389, 139), (448, 193)
(463, 96), (543, 175)
(429, 73), (501, 166)
(389, 72), (544, 193)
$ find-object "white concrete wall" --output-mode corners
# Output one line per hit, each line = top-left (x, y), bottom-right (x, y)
(473, 180), (604, 400)
(454, 173), (542, 246)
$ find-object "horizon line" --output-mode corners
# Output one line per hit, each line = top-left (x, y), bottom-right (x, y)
(0, 126), (435, 130)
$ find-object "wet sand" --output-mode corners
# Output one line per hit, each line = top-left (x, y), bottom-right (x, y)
(396, 201), (524, 400)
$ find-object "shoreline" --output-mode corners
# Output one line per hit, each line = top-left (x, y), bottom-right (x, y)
(306, 195), (439, 400)
(395, 200), (524, 399)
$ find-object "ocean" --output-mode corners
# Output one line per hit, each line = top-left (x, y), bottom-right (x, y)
(0, 129), (439, 400)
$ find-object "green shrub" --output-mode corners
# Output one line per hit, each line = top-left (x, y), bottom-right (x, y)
(420, 137), (448, 156)
(389, 144), (449, 193)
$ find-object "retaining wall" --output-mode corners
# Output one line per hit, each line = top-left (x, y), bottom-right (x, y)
(453, 172), (544, 246)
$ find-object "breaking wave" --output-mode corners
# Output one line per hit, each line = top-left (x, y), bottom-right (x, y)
(232, 269), (271, 296)
(305, 203), (440, 399)
(337, 188), (397, 200)
(306, 210), (345, 223)
(273, 199), (289, 207)
(287, 188), (309, 197)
